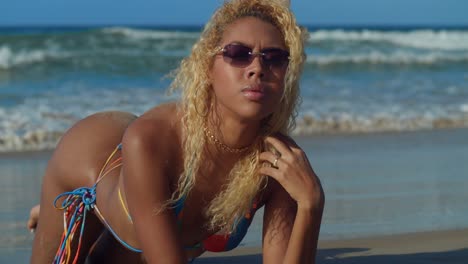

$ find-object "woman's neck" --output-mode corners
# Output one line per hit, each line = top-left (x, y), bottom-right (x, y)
(206, 111), (261, 153)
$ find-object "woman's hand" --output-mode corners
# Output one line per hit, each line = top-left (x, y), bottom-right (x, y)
(27, 204), (40, 233)
(259, 135), (324, 211)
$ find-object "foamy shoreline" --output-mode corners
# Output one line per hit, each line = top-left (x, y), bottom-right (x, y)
(2, 126), (468, 153)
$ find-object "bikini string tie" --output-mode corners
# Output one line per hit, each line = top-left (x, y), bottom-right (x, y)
(52, 186), (96, 264)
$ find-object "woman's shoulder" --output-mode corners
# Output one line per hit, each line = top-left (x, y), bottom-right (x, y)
(121, 102), (182, 159)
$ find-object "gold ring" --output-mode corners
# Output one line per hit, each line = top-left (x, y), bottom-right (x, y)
(273, 157), (279, 168)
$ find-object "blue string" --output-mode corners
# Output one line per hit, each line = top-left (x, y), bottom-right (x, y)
(53, 187), (96, 263)
(52, 182), (197, 262)
(53, 187), (96, 210)
(97, 213), (143, 253)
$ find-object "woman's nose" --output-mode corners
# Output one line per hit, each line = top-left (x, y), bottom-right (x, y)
(246, 56), (265, 79)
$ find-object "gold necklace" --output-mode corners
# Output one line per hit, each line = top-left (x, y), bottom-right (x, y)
(203, 126), (250, 153)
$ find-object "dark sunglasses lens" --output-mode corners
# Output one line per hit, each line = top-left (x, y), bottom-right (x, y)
(222, 44), (289, 68)
(263, 49), (289, 67)
(223, 44), (252, 66)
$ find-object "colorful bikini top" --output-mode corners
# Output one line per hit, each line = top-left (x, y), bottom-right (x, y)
(118, 187), (260, 253)
(52, 144), (260, 264)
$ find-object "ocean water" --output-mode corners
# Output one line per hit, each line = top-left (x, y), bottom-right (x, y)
(1, 26), (468, 152)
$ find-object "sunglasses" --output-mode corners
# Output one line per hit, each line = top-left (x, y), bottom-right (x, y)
(218, 43), (290, 69)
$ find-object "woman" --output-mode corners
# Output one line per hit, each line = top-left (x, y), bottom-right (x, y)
(30, 0), (324, 263)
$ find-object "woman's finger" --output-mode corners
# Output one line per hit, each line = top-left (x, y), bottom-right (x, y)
(275, 133), (300, 149)
(259, 166), (283, 181)
(265, 136), (291, 158)
(259, 152), (281, 167)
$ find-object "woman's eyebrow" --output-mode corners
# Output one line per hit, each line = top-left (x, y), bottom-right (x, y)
(224, 41), (251, 47)
(223, 41), (285, 50)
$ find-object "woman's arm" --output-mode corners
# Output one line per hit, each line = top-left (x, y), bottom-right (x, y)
(122, 116), (186, 263)
(260, 136), (325, 264)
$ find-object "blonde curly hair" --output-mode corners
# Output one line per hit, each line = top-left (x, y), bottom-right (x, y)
(169, 0), (307, 232)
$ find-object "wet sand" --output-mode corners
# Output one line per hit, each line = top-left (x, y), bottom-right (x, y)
(199, 228), (468, 263)
(1, 128), (468, 263)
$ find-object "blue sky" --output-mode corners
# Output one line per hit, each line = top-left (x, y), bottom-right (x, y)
(2, 0), (468, 26)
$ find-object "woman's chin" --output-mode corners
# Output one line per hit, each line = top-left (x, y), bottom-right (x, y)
(235, 107), (274, 123)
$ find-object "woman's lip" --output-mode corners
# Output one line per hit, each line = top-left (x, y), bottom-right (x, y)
(242, 84), (265, 93)
(242, 89), (266, 101)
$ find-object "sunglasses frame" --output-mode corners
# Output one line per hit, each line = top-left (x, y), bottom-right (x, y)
(216, 43), (290, 69)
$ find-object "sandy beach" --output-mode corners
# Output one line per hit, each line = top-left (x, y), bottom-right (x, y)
(2, 228), (467, 263)
(198, 228), (468, 263)
(1, 128), (467, 263)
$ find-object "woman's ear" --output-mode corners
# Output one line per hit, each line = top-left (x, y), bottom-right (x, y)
(208, 66), (215, 84)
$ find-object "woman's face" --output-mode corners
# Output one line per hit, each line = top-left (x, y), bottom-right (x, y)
(210, 16), (288, 123)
